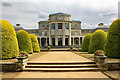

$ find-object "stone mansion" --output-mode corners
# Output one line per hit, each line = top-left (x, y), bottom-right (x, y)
(14, 12), (108, 48)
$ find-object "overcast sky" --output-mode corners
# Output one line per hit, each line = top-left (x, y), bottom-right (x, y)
(0, 0), (119, 29)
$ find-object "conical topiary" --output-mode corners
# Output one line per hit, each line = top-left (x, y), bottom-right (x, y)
(81, 33), (92, 52)
(0, 20), (19, 59)
(30, 34), (40, 52)
(105, 19), (120, 58)
(17, 30), (33, 54)
(88, 29), (107, 54)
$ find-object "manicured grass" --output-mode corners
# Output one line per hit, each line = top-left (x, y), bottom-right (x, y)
(73, 51), (120, 62)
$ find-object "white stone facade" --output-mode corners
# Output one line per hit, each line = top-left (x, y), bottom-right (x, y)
(24, 12), (108, 48)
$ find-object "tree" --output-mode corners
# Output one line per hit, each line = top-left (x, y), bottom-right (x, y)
(1, 20), (19, 59)
(81, 33), (92, 52)
(105, 19), (120, 58)
(30, 34), (40, 52)
(17, 30), (33, 53)
(88, 29), (107, 53)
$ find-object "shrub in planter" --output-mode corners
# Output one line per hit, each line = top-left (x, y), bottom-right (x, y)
(18, 51), (28, 58)
(105, 19), (120, 58)
(81, 33), (92, 52)
(88, 29), (107, 54)
(94, 50), (105, 56)
(30, 34), (40, 52)
(0, 20), (19, 59)
(17, 30), (33, 54)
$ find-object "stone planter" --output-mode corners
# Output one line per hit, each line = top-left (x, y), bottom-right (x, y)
(94, 56), (107, 71)
(17, 57), (28, 70)
(48, 48), (50, 51)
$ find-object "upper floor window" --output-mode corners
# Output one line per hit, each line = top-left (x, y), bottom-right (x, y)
(65, 23), (69, 30)
(75, 31), (78, 35)
(58, 23), (62, 29)
(51, 23), (55, 30)
(74, 24), (78, 28)
(42, 25), (44, 28)
(47, 25), (49, 28)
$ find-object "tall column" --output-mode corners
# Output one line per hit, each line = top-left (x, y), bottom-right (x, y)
(39, 37), (41, 47)
(46, 37), (47, 46)
(69, 23), (71, 45)
(49, 23), (51, 45)
(62, 23), (65, 46)
(55, 23), (58, 46)
(79, 37), (80, 46)
(73, 37), (74, 46)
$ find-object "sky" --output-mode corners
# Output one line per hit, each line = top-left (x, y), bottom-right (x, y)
(0, 0), (119, 29)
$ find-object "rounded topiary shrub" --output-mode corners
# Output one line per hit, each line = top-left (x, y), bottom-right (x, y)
(30, 34), (40, 52)
(81, 33), (92, 52)
(88, 29), (107, 54)
(17, 30), (33, 54)
(1, 20), (19, 59)
(105, 19), (120, 58)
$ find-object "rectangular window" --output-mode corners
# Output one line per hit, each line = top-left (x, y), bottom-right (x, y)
(42, 25), (44, 28)
(51, 23), (55, 30)
(65, 23), (69, 30)
(58, 23), (62, 29)
(74, 24), (78, 28)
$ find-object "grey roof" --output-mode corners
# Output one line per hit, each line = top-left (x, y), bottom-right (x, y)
(49, 12), (71, 16)
(81, 29), (94, 30)
(14, 26), (23, 29)
(71, 19), (81, 23)
(95, 26), (109, 29)
(25, 29), (39, 30)
(39, 21), (49, 22)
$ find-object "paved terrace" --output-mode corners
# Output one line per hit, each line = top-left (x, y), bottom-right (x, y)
(12, 51), (110, 79)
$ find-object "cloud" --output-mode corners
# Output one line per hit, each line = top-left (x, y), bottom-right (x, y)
(2, 2), (12, 7)
(38, 11), (48, 19)
(1, 0), (119, 29)
(98, 13), (116, 17)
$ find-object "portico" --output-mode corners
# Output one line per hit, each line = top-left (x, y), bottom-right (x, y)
(37, 12), (82, 48)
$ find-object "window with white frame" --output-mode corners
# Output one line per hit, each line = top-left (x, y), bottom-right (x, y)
(65, 23), (69, 30)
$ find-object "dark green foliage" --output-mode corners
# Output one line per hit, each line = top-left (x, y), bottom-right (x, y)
(105, 19), (120, 58)
(81, 33), (92, 52)
(30, 34), (40, 52)
(17, 30), (33, 54)
(88, 29), (107, 54)
(1, 20), (19, 59)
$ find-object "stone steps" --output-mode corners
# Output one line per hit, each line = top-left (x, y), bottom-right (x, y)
(27, 61), (96, 64)
(24, 61), (99, 72)
(25, 64), (97, 68)
(23, 67), (99, 72)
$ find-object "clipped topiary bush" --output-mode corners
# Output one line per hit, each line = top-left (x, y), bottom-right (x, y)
(30, 34), (40, 52)
(17, 30), (33, 54)
(1, 20), (19, 59)
(81, 33), (92, 52)
(88, 29), (107, 54)
(105, 19), (120, 58)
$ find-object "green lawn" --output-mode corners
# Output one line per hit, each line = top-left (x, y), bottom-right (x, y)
(73, 51), (120, 62)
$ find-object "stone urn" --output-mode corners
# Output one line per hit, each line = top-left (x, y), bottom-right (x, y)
(17, 57), (28, 70)
(94, 56), (107, 71)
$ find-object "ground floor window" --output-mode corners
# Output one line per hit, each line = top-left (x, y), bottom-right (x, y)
(58, 38), (62, 46)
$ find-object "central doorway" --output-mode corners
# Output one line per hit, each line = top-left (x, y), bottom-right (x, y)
(58, 38), (62, 46)
(52, 38), (55, 46)
(65, 38), (69, 46)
